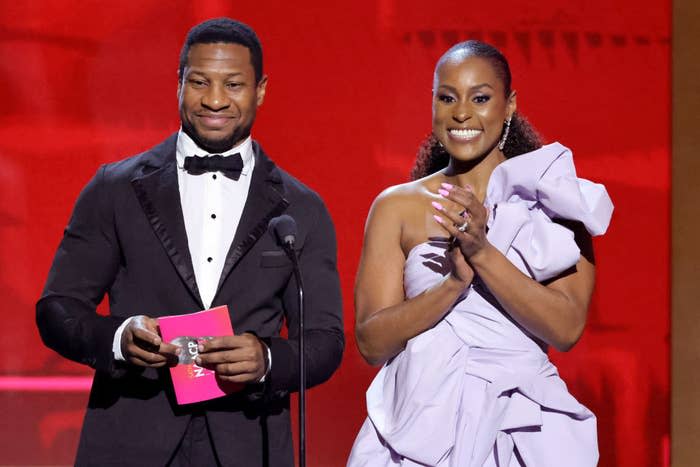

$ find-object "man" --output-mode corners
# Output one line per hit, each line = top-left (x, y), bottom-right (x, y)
(36, 18), (344, 466)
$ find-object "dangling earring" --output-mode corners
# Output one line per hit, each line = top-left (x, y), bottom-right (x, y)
(498, 117), (512, 151)
(432, 134), (447, 154)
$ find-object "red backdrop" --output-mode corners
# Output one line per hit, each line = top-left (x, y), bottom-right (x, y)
(0, 1), (669, 466)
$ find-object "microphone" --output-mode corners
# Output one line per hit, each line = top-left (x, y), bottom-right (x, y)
(268, 214), (307, 467)
(268, 214), (297, 248)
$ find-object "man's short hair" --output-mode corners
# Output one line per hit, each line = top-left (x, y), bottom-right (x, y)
(179, 17), (263, 83)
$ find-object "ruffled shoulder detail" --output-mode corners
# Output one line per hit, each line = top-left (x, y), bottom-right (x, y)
(484, 143), (613, 281)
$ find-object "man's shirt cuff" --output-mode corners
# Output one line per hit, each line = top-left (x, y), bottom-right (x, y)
(112, 317), (136, 361)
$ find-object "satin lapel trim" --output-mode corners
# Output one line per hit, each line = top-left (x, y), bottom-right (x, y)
(131, 160), (204, 309)
(214, 150), (289, 297)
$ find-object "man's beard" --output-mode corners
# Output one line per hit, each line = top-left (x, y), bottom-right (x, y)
(182, 120), (250, 154)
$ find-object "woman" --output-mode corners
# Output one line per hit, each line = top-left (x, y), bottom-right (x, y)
(347, 41), (612, 466)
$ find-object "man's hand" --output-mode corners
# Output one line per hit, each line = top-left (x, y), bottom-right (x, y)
(196, 333), (267, 383)
(120, 315), (180, 367)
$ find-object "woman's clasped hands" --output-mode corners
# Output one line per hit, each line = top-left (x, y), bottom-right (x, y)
(431, 182), (492, 285)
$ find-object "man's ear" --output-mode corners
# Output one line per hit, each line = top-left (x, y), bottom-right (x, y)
(256, 75), (268, 106)
(177, 70), (183, 101)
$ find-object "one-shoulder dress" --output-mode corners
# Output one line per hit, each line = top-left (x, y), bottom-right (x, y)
(347, 143), (613, 467)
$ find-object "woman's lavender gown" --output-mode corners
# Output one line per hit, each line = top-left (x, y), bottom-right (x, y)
(348, 143), (613, 467)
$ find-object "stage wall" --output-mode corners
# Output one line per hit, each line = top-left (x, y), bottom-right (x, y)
(0, 1), (669, 466)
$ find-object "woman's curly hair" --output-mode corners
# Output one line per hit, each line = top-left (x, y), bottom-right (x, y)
(410, 41), (543, 180)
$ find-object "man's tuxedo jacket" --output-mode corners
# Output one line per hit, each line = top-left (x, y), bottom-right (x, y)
(37, 134), (344, 466)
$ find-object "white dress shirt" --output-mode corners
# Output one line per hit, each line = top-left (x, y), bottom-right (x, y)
(176, 131), (255, 307)
(113, 130), (255, 359)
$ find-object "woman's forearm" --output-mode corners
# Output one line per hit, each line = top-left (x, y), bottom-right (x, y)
(469, 243), (592, 351)
(355, 274), (466, 366)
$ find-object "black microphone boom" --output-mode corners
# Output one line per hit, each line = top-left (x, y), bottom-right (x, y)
(267, 214), (306, 467)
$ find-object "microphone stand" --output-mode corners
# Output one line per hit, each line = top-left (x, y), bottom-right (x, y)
(283, 242), (305, 467)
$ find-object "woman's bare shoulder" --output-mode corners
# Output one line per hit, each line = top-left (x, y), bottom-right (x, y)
(372, 174), (442, 209)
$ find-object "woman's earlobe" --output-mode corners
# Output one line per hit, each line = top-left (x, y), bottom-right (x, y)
(508, 91), (518, 112)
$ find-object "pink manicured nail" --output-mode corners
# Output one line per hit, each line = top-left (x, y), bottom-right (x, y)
(431, 201), (443, 211)
(198, 344), (204, 352)
(195, 357), (202, 365)
(433, 214), (444, 224)
(441, 182), (453, 189)
(438, 189), (449, 197)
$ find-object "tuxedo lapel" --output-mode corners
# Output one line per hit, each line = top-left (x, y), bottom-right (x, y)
(130, 135), (204, 308)
(214, 142), (289, 298)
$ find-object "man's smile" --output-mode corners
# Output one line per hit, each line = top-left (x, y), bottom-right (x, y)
(197, 113), (235, 129)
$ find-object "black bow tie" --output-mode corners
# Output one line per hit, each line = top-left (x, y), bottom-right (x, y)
(183, 154), (244, 180)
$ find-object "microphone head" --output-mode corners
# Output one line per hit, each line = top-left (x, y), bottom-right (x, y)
(268, 214), (297, 246)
